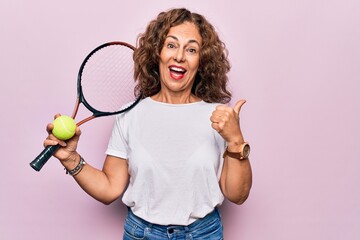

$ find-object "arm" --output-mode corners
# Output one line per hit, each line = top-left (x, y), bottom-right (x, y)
(210, 100), (253, 205)
(65, 154), (129, 205)
(220, 143), (252, 205)
(44, 115), (129, 205)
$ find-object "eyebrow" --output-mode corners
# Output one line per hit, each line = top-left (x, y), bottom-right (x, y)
(166, 35), (201, 47)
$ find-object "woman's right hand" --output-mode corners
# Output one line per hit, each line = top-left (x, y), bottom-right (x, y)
(43, 114), (81, 165)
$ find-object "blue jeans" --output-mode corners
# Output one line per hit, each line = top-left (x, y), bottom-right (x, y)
(123, 208), (223, 240)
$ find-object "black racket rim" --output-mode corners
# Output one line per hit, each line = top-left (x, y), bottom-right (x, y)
(77, 41), (140, 117)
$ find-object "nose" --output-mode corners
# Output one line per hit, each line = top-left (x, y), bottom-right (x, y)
(174, 49), (185, 62)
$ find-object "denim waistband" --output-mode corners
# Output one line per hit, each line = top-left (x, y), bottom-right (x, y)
(126, 207), (220, 231)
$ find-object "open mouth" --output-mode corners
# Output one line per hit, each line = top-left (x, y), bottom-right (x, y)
(169, 66), (187, 80)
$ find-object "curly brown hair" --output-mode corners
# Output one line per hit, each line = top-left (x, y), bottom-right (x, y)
(134, 8), (231, 103)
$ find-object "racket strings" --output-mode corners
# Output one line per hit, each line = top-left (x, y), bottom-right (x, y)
(81, 45), (136, 113)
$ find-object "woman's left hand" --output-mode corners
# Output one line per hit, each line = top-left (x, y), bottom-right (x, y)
(210, 99), (246, 145)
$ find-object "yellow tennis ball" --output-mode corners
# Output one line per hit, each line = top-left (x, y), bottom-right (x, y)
(52, 115), (76, 140)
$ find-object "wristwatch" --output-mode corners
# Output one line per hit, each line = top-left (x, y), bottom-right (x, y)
(223, 142), (250, 160)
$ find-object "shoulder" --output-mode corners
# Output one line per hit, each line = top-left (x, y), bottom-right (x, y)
(196, 101), (223, 112)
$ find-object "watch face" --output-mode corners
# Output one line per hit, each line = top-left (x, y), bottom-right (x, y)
(243, 144), (250, 158)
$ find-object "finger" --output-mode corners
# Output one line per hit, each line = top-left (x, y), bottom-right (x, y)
(212, 117), (226, 129)
(43, 139), (56, 148)
(211, 122), (222, 133)
(210, 114), (228, 124)
(47, 133), (68, 146)
(234, 99), (246, 115)
(63, 127), (81, 149)
(210, 114), (221, 123)
(53, 113), (61, 120)
(215, 104), (229, 111)
(43, 138), (66, 148)
(46, 123), (54, 134)
(46, 123), (69, 147)
(72, 127), (82, 139)
(47, 113), (61, 133)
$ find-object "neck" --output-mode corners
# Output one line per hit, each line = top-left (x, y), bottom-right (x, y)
(151, 91), (201, 104)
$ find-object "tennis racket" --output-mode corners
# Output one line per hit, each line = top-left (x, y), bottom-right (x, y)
(30, 41), (141, 171)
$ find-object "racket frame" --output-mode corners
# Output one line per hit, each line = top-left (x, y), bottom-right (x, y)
(73, 41), (141, 126)
(30, 41), (142, 171)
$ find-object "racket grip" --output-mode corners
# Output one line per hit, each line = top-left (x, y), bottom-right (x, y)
(30, 145), (60, 171)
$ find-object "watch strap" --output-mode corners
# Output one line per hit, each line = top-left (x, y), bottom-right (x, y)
(223, 142), (250, 160)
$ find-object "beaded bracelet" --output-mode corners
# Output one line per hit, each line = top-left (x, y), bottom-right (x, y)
(65, 156), (86, 176)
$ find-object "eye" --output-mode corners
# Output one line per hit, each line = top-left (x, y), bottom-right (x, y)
(167, 43), (176, 49)
(187, 47), (198, 54)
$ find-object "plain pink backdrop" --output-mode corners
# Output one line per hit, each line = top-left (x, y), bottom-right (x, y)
(1, 0), (359, 239)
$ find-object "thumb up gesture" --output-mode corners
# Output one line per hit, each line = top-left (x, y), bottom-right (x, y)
(210, 99), (246, 144)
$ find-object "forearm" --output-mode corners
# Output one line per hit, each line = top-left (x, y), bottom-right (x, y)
(211, 99), (252, 203)
(62, 153), (127, 204)
(221, 156), (252, 205)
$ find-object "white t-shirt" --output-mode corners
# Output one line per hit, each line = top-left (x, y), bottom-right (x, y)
(106, 97), (226, 225)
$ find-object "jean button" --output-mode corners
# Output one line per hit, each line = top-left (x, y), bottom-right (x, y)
(168, 228), (174, 234)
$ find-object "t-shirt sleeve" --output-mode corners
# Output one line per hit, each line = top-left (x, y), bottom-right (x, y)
(105, 114), (128, 159)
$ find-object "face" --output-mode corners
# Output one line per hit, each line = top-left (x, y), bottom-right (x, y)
(158, 21), (202, 100)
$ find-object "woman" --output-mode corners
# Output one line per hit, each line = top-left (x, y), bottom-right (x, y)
(45, 8), (252, 240)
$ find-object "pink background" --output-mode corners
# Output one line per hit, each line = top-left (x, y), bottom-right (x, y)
(1, 0), (359, 239)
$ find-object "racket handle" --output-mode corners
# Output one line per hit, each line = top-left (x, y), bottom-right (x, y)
(30, 145), (60, 171)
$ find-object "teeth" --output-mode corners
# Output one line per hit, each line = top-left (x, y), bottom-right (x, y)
(170, 67), (186, 73)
